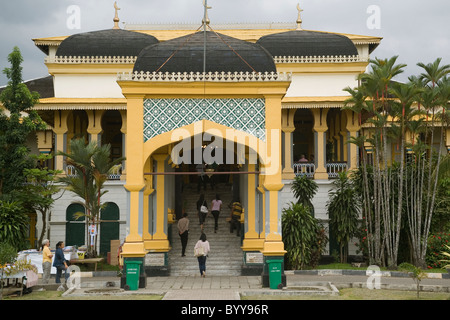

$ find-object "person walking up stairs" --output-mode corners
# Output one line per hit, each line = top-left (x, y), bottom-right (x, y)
(168, 183), (243, 276)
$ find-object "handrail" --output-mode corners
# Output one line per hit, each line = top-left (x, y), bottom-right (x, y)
(65, 165), (122, 180)
(293, 162), (315, 178)
(326, 162), (348, 178)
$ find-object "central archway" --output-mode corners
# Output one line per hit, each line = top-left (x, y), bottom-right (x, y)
(118, 75), (290, 284)
(140, 120), (270, 275)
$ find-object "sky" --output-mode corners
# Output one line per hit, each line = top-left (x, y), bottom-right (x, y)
(0, 0), (449, 86)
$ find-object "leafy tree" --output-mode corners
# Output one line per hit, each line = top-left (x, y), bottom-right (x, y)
(404, 59), (450, 268)
(344, 57), (407, 267)
(344, 57), (449, 268)
(18, 154), (63, 248)
(398, 262), (427, 299)
(58, 138), (124, 256)
(0, 47), (46, 196)
(327, 171), (360, 263)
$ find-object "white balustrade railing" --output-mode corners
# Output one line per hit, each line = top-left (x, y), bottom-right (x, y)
(274, 55), (368, 64)
(293, 162), (348, 179)
(117, 71), (292, 82)
(66, 165), (77, 178)
(293, 162), (315, 178)
(65, 164), (122, 180)
(45, 56), (137, 64)
(326, 162), (348, 178)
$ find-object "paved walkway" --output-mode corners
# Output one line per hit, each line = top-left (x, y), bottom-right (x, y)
(36, 271), (450, 300)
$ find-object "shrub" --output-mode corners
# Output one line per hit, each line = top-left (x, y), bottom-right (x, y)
(291, 175), (318, 215)
(426, 232), (450, 269)
(327, 171), (360, 263)
(282, 202), (327, 270)
(0, 200), (29, 251)
(354, 222), (370, 263)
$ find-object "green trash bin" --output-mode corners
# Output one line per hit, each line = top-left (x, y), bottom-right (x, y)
(267, 259), (283, 289)
(125, 260), (142, 290)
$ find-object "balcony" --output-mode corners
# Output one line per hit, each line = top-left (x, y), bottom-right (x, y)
(293, 162), (315, 178)
(325, 162), (348, 178)
(65, 165), (122, 180)
(293, 162), (348, 179)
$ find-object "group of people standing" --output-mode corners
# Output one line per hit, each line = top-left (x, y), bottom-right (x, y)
(177, 193), (242, 277)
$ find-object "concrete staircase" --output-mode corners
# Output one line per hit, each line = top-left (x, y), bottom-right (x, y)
(168, 183), (243, 276)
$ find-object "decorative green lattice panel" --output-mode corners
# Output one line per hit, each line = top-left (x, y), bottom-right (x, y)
(143, 98), (265, 141)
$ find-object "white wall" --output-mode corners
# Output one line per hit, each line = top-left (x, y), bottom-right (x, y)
(285, 73), (359, 97)
(280, 179), (360, 256)
(54, 74), (124, 98)
(49, 181), (128, 248)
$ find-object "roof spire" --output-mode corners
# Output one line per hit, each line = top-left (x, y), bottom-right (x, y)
(202, 0), (212, 26)
(296, 3), (303, 30)
(113, 1), (121, 29)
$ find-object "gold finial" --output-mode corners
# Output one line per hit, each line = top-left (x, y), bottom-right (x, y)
(296, 3), (303, 30)
(113, 1), (121, 29)
(202, 0), (212, 25)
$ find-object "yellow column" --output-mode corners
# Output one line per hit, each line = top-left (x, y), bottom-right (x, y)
(281, 109), (296, 179)
(120, 110), (127, 180)
(340, 130), (348, 162)
(52, 110), (69, 173)
(257, 175), (266, 239)
(122, 96), (146, 257)
(242, 163), (264, 251)
(340, 110), (348, 162)
(36, 130), (53, 155)
(147, 153), (170, 252)
(345, 109), (361, 171)
(311, 108), (329, 180)
(142, 158), (154, 241)
(86, 110), (104, 144)
(262, 95), (285, 256)
(334, 113), (342, 161)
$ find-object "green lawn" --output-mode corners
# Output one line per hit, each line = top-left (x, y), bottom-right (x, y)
(5, 288), (449, 301)
(315, 263), (448, 273)
(2, 290), (163, 300)
(242, 288), (450, 300)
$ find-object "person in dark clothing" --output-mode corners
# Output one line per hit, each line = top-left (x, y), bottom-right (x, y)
(196, 163), (207, 192)
(196, 194), (208, 232)
(211, 194), (222, 233)
(177, 213), (189, 257)
(53, 241), (69, 284)
(230, 199), (242, 236)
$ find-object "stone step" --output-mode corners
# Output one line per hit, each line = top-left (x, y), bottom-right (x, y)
(168, 184), (243, 276)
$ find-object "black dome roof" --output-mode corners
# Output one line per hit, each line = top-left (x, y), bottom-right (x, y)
(133, 31), (276, 73)
(257, 30), (358, 57)
(56, 29), (159, 57)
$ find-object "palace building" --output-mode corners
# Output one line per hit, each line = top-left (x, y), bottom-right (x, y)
(4, 3), (408, 286)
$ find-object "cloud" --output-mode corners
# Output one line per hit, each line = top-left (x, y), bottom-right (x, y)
(0, 0), (449, 85)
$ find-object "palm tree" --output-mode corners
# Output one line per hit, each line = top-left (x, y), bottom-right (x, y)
(417, 58), (450, 88)
(410, 59), (450, 268)
(344, 56), (407, 267)
(58, 138), (125, 256)
(291, 175), (318, 216)
(385, 81), (423, 267)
